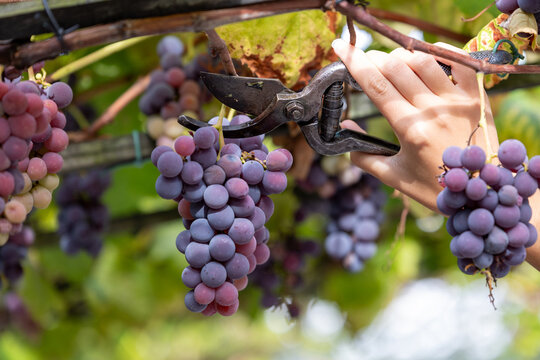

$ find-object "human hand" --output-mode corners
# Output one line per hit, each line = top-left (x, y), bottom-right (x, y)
(332, 39), (499, 212)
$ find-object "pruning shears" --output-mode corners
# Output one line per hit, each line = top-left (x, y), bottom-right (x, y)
(178, 50), (513, 156)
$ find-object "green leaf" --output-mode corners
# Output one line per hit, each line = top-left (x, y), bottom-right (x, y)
(217, 10), (341, 88)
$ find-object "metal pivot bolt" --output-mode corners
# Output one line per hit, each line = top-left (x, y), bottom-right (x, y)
(285, 101), (304, 121)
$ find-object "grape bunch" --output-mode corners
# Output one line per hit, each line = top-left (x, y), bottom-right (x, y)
(496, 0), (540, 31)
(140, 36), (212, 148)
(55, 170), (111, 257)
(249, 235), (319, 317)
(0, 226), (34, 287)
(151, 115), (292, 316)
(0, 74), (71, 243)
(438, 140), (538, 278)
(324, 174), (386, 272)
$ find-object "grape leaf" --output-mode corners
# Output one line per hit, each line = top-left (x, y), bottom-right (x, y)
(216, 10), (341, 89)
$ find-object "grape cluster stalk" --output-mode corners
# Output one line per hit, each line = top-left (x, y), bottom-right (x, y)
(438, 140), (538, 281)
(152, 114), (292, 316)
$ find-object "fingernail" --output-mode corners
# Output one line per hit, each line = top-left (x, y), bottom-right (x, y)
(332, 38), (346, 51)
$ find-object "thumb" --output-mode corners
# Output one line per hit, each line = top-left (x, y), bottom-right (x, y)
(332, 38), (353, 65)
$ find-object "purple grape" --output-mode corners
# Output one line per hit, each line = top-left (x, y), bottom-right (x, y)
(176, 230), (191, 253)
(444, 168), (469, 192)
(338, 214), (356, 232)
(517, 0), (540, 13)
(209, 234), (236, 262)
(437, 190), (457, 215)
(442, 146), (462, 168)
(183, 182), (206, 202)
(157, 36), (184, 57)
(221, 143), (242, 158)
(343, 253), (364, 272)
(266, 149), (293, 172)
(355, 202), (376, 218)
(201, 261), (227, 288)
(182, 266), (202, 288)
(155, 175), (182, 199)
(479, 163), (500, 186)
(325, 232), (353, 259)
(485, 226), (509, 254)
(457, 258), (477, 275)
(498, 185), (518, 206)
(248, 185), (261, 204)
(185, 290), (207, 312)
(473, 252), (494, 269)
(240, 136), (263, 152)
(461, 145), (486, 171)
(228, 218), (255, 245)
(247, 207), (266, 231)
(527, 155), (540, 178)
(446, 217), (458, 237)
(498, 139), (526, 169)
(525, 223), (537, 247)
(465, 177), (487, 201)
(503, 246), (526, 266)
(181, 161), (204, 185)
(225, 178), (249, 199)
(254, 226), (269, 244)
(496, 0), (519, 13)
(193, 127), (217, 150)
(225, 253), (250, 279)
(455, 231), (484, 258)
(217, 154), (242, 178)
(46, 82), (73, 108)
(207, 206), (235, 231)
(467, 208), (494, 236)
(262, 171), (287, 194)
(441, 188), (467, 209)
(353, 219), (379, 241)
(185, 242), (211, 268)
(203, 184), (229, 209)
(229, 196), (255, 218)
(190, 147), (218, 169)
(507, 222), (530, 247)
(513, 171), (537, 197)
(450, 236), (464, 258)
(493, 205), (520, 228)
(478, 189), (498, 211)
(520, 200), (532, 222)
(2, 90), (28, 115)
(354, 242), (377, 260)
(157, 151), (183, 177)
(490, 261), (510, 279)
(190, 218), (215, 243)
(241, 160), (264, 185)
(203, 165), (226, 185)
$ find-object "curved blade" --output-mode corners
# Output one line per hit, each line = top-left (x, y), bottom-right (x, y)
(200, 72), (292, 115)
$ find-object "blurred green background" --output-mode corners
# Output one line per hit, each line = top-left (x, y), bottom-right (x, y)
(2, 0), (540, 359)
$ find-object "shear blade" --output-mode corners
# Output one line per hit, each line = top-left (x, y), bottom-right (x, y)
(200, 72), (292, 115)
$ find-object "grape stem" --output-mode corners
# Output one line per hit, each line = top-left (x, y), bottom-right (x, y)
(347, 16), (356, 46)
(213, 104), (227, 159)
(476, 72), (494, 158)
(479, 268), (497, 310)
(461, 1), (495, 22)
(27, 65), (35, 82)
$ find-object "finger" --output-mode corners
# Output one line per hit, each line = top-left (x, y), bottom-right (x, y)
(433, 42), (477, 93)
(390, 48), (456, 96)
(340, 119), (367, 133)
(367, 50), (437, 108)
(340, 120), (396, 183)
(332, 39), (416, 127)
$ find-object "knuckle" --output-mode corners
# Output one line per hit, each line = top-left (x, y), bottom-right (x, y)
(366, 75), (389, 97)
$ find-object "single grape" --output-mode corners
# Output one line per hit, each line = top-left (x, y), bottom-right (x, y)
(151, 145), (173, 166)
(203, 165), (226, 185)
(503, 246), (526, 266)
(155, 175), (182, 199)
(513, 171), (537, 197)
(444, 168), (469, 192)
(325, 232), (353, 259)
(465, 177), (487, 201)
(479, 163), (500, 186)
(185, 242), (211, 268)
(457, 258), (477, 275)
(183, 182), (206, 203)
(229, 196), (255, 218)
(46, 82), (73, 108)
(517, 0), (540, 13)
(527, 155), (540, 178)
(207, 206), (235, 231)
(473, 252), (494, 269)
(228, 218), (255, 245)
(241, 160), (264, 185)
(194, 283), (216, 305)
(442, 146), (463, 168)
(181, 161), (204, 185)
(176, 230), (191, 253)
(215, 282), (238, 306)
(262, 171), (287, 194)
(498, 185), (518, 206)
(190, 218), (215, 243)
(174, 136), (196, 157)
(203, 184), (229, 209)
(225, 253), (250, 279)
(467, 208), (494, 236)
(493, 204), (520, 228)
(209, 234), (236, 262)
(525, 223), (537, 247)
(498, 139), (526, 169)
(478, 189), (498, 211)
(485, 226), (509, 254)
(507, 222), (530, 247)
(496, 0), (519, 13)
(201, 261), (227, 288)
(455, 231), (484, 258)
(157, 151), (183, 177)
(185, 290), (206, 312)
(461, 145), (486, 171)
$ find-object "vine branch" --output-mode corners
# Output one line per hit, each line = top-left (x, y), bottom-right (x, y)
(205, 29), (238, 76)
(69, 74), (151, 142)
(336, 1), (540, 74)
